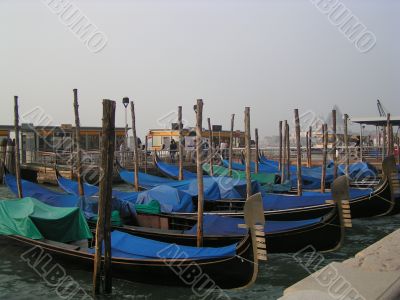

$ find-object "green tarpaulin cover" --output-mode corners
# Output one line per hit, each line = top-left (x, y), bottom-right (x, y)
(135, 199), (161, 215)
(203, 163), (276, 185)
(0, 197), (92, 242)
(91, 210), (123, 226)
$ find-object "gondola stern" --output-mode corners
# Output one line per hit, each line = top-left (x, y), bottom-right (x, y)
(328, 175), (352, 252)
(234, 192), (266, 289)
(381, 155), (398, 215)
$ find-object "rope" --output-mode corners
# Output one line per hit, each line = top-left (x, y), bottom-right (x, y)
(235, 254), (259, 266)
(373, 192), (394, 204)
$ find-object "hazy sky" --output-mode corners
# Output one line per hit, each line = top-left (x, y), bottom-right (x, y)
(0, 0), (399, 138)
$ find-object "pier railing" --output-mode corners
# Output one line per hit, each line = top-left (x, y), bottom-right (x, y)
(19, 145), (394, 171)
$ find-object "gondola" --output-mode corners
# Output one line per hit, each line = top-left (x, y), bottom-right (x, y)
(257, 153), (379, 186)
(154, 153), (277, 184)
(0, 194), (266, 289)
(7, 171), (346, 252)
(115, 158), (261, 201)
(202, 163), (291, 192)
(155, 153), (296, 188)
(236, 152), (378, 189)
(103, 175), (351, 253)
(115, 156), (397, 220)
(154, 152), (197, 180)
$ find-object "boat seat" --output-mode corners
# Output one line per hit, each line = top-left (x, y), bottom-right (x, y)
(42, 239), (81, 251)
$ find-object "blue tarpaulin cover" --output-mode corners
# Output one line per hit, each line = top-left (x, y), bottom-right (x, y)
(119, 169), (177, 189)
(262, 188), (372, 210)
(184, 214), (322, 235)
(259, 156), (378, 180)
(118, 168), (260, 200)
(57, 176), (99, 197)
(135, 185), (194, 213)
(5, 174), (137, 222)
(155, 160), (198, 180)
(87, 230), (237, 260)
(57, 175), (140, 203)
(224, 157), (378, 189)
(8, 170), (373, 215)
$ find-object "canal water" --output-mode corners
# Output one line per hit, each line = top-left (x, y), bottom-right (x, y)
(1, 185), (399, 300)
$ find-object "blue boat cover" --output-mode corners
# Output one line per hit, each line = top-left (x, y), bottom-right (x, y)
(5, 174), (137, 222)
(87, 230), (237, 260)
(262, 188), (372, 210)
(6, 173), (79, 208)
(225, 158), (377, 188)
(156, 160), (198, 180)
(136, 185), (194, 213)
(119, 166), (374, 212)
(259, 155), (378, 181)
(183, 177), (223, 200)
(184, 214), (322, 235)
(223, 160), (326, 189)
(119, 169), (176, 189)
(260, 156), (331, 172)
(118, 168), (260, 200)
(57, 176), (99, 197)
(253, 160), (336, 185)
(57, 175), (140, 203)
(21, 170), (373, 214)
(60, 173), (261, 212)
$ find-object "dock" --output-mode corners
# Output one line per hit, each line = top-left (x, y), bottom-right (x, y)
(279, 228), (400, 300)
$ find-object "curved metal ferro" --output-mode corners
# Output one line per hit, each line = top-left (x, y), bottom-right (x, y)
(327, 175), (351, 252)
(381, 155), (397, 215)
(241, 192), (266, 289)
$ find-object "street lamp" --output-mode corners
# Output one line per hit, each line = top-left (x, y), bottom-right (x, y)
(122, 97), (129, 147)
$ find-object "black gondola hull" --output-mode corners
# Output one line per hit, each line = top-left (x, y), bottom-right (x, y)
(112, 208), (342, 252)
(2, 234), (255, 289)
(171, 179), (395, 221)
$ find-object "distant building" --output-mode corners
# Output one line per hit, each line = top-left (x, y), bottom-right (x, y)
(147, 126), (245, 151)
(0, 125), (12, 140)
(0, 123), (127, 152)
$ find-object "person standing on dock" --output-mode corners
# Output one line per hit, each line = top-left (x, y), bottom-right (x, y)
(170, 139), (177, 162)
(220, 141), (228, 159)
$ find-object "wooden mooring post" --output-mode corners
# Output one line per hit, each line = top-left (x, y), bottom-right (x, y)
(0, 139), (7, 184)
(321, 123), (328, 193)
(14, 96), (23, 198)
(286, 122), (290, 180)
(254, 128), (259, 174)
(195, 99), (204, 247)
(387, 114), (391, 156)
(207, 118), (214, 176)
(306, 131), (310, 168)
(178, 106), (184, 180)
(294, 109), (302, 196)
(332, 109), (338, 179)
(73, 89), (85, 197)
(390, 124), (394, 157)
(228, 114), (235, 177)
(244, 107), (252, 198)
(130, 100), (139, 191)
(382, 126), (386, 160)
(144, 135), (148, 174)
(343, 114), (350, 177)
(93, 99), (116, 295)
(279, 121), (283, 171)
(5, 139), (14, 175)
(359, 124), (364, 161)
(308, 126), (312, 167)
(397, 131), (400, 164)
(281, 120), (287, 182)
